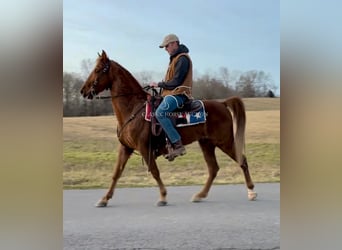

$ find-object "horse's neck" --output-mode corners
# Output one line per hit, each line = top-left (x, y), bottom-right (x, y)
(111, 95), (144, 126)
(109, 69), (145, 126)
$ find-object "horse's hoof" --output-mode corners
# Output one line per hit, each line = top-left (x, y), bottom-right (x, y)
(190, 194), (203, 202)
(248, 191), (257, 201)
(95, 200), (108, 207)
(156, 200), (168, 206)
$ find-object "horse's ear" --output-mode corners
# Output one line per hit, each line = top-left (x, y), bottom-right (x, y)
(101, 50), (107, 59)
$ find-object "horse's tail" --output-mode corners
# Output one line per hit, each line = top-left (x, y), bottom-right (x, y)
(222, 96), (246, 165)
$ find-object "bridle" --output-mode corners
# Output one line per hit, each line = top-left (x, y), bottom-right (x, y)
(90, 60), (111, 97)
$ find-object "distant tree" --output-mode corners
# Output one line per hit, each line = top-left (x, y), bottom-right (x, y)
(63, 72), (85, 116)
(236, 71), (257, 97)
(80, 58), (95, 79)
(134, 71), (153, 85)
(235, 70), (277, 97)
(266, 90), (275, 97)
(63, 71), (113, 117)
(63, 72), (74, 115)
(192, 73), (235, 99)
(219, 67), (230, 87)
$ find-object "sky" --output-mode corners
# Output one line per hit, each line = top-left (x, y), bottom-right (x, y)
(63, 0), (280, 93)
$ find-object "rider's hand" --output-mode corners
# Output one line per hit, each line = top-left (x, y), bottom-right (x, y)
(149, 82), (158, 88)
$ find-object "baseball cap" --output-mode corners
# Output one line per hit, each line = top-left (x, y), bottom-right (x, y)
(159, 34), (179, 48)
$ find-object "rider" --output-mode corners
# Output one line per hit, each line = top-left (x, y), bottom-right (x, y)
(150, 34), (193, 161)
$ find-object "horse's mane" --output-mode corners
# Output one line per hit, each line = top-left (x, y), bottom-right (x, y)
(110, 60), (147, 97)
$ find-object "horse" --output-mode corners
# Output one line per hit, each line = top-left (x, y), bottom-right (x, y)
(80, 50), (257, 207)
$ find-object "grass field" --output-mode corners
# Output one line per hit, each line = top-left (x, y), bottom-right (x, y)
(63, 98), (280, 189)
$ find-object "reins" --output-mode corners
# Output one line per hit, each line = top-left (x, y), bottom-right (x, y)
(94, 88), (150, 139)
(113, 86), (158, 139)
(116, 101), (146, 140)
(94, 84), (154, 99)
(95, 93), (144, 99)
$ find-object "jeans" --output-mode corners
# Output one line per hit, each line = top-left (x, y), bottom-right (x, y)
(155, 94), (187, 144)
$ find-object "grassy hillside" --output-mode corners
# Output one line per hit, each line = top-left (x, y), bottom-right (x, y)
(63, 98), (280, 189)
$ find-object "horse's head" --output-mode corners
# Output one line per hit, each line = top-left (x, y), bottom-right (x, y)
(80, 50), (112, 99)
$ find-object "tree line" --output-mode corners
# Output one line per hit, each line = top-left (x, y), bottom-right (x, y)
(63, 63), (278, 117)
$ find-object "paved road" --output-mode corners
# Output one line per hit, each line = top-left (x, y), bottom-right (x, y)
(64, 183), (279, 250)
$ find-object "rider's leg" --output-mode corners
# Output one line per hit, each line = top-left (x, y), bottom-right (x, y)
(155, 95), (186, 160)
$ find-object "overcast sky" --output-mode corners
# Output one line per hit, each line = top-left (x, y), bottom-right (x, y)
(63, 0), (279, 93)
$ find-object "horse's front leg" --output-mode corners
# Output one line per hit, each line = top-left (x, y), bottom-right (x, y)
(142, 150), (168, 206)
(96, 145), (133, 207)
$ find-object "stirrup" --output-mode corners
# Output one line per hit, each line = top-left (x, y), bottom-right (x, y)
(165, 144), (186, 162)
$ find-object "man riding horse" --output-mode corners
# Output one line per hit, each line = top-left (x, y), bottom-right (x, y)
(149, 34), (192, 161)
(80, 48), (257, 206)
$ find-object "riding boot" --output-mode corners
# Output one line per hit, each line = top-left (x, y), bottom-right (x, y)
(165, 140), (186, 161)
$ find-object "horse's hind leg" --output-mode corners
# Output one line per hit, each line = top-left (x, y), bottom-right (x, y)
(234, 153), (258, 201)
(96, 145), (133, 207)
(191, 139), (219, 202)
(218, 144), (257, 201)
(241, 155), (257, 200)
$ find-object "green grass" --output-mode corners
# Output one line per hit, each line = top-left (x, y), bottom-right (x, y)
(63, 98), (280, 189)
(63, 140), (280, 189)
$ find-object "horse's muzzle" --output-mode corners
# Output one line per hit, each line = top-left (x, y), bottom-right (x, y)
(80, 88), (94, 99)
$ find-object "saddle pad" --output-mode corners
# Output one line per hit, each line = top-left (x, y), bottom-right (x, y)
(145, 102), (152, 121)
(175, 100), (206, 127)
(144, 100), (206, 127)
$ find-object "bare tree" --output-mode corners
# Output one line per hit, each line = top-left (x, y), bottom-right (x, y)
(219, 67), (230, 87)
(63, 72), (85, 116)
(235, 70), (277, 97)
(192, 73), (234, 100)
(236, 70), (257, 97)
(80, 58), (95, 80)
(134, 71), (153, 85)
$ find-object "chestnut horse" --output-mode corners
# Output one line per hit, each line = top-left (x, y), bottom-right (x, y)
(80, 50), (257, 207)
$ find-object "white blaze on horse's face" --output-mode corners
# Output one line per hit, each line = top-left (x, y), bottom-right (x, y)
(80, 50), (110, 99)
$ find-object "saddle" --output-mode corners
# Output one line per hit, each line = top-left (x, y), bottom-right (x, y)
(145, 95), (206, 136)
